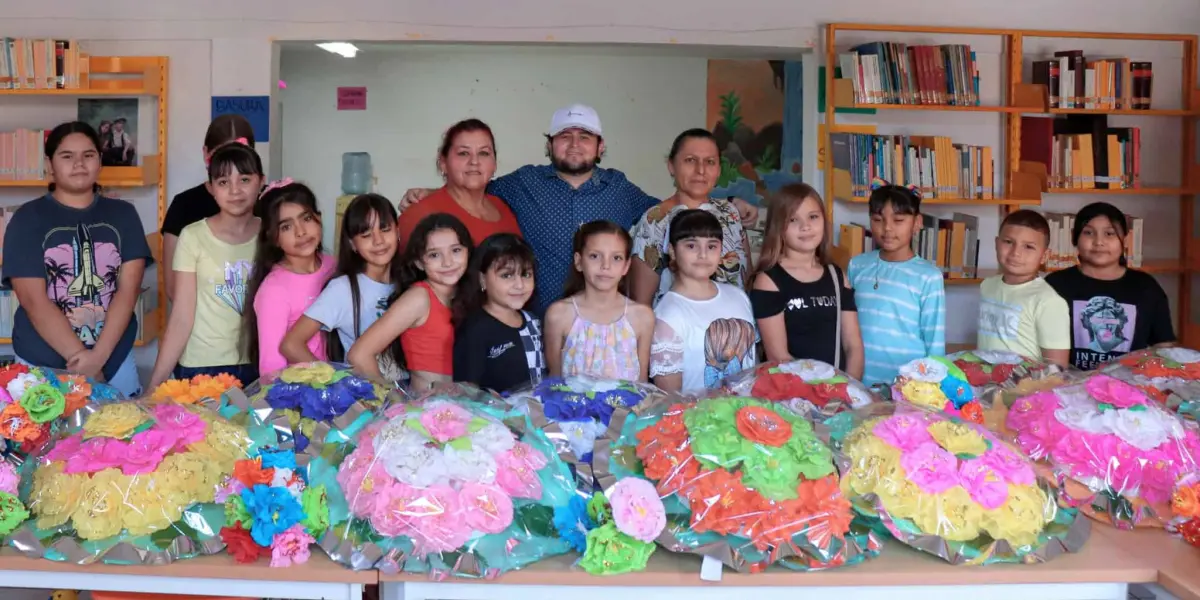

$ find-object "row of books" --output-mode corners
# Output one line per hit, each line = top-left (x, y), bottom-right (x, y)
(1031, 53), (1153, 110)
(0, 38), (85, 90)
(1020, 115), (1142, 190)
(828, 132), (996, 200)
(839, 213), (982, 280)
(1045, 212), (1145, 269)
(0, 287), (156, 341)
(837, 42), (980, 106)
(0, 128), (51, 182)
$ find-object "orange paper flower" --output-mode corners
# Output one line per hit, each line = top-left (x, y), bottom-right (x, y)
(960, 402), (985, 425)
(153, 379), (198, 404)
(0, 403), (46, 443)
(194, 373), (242, 391)
(232, 457), (275, 488)
(1173, 484), (1200, 519)
(735, 406), (792, 447)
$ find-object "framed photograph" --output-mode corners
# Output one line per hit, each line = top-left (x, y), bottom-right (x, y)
(77, 98), (139, 167)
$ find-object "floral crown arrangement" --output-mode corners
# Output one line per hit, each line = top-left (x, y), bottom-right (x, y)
(244, 362), (390, 454)
(218, 448), (331, 567)
(552, 479), (667, 575)
(12, 401), (266, 565)
(1004, 375), (1200, 529)
(619, 396), (881, 573)
(1169, 472), (1200, 547)
(503, 376), (665, 492)
(0, 364), (124, 456)
(0, 459), (29, 536)
(151, 373), (242, 406)
(892, 357), (985, 424)
(720, 360), (876, 419)
(836, 402), (1087, 564)
(1098, 347), (1200, 422)
(327, 387), (577, 578)
(949, 350), (1077, 418)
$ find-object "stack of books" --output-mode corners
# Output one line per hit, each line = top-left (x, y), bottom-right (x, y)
(0, 38), (85, 90)
(1045, 212), (1145, 269)
(837, 42), (980, 106)
(839, 213), (981, 280)
(1031, 52), (1153, 110)
(828, 131), (996, 200)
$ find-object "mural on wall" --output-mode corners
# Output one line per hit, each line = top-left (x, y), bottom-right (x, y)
(707, 59), (804, 206)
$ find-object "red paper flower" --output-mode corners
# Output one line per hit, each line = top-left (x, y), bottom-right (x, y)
(0, 364), (29, 389)
(750, 374), (815, 404)
(220, 523), (264, 563)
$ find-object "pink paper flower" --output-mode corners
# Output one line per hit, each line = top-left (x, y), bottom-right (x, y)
(64, 437), (120, 474)
(981, 444), (1036, 485)
(1006, 392), (1055, 432)
(900, 443), (960, 494)
(1086, 376), (1146, 409)
(419, 401), (473, 443)
(269, 524), (315, 567)
(214, 477), (247, 503)
(872, 413), (935, 451)
(152, 403), (207, 451)
(371, 481), (425, 537)
(338, 446), (390, 515)
(608, 478), (667, 543)
(0, 461), (18, 495)
(0, 388), (11, 406)
(495, 456), (544, 499)
(459, 482), (514, 534)
(502, 441), (549, 471)
(959, 459), (1010, 510)
(406, 485), (471, 556)
(45, 432), (84, 463)
(120, 429), (176, 475)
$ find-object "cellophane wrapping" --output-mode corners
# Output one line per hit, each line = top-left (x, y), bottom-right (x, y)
(328, 383), (576, 578)
(1097, 347), (1200, 422)
(835, 401), (1088, 564)
(719, 360), (878, 419)
(891, 357), (987, 424)
(503, 376), (665, 493)
(0, 364), (125, 458)
(0, 458), (28, 536)
(151, 372), (243, 408)
(611, 395), (881, 573)
(1169, 471), (1200, 546)
(9, 401), (272, 564)
(1003, 374), (1200, 529)
(949, 350), (1078, 421)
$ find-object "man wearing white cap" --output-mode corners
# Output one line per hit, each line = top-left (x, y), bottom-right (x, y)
(401, 104), (756, 313)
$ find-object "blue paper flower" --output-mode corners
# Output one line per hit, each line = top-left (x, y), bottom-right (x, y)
(266, 383), (307, 410)
(339, 376), (375, 401)
(259, 447), (298, 471)
(240, 484), (305, 546)
(940, 375), (974, 409)
(294, 431), (310, 452)
(553, 496), (595, 553)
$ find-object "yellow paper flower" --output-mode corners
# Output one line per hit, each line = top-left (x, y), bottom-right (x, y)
(72, 468), (132, 540)
(900, 380), (948, 410)
(192, 417), (252, 467)
(928, 421), (988, 456)
(842, 421), (902, 497)
(158, 452), (222, 504)
(121, 472), (185, 535)
(874, 461), (923, 519)
(151, 379), (196, 404)
(912, 486), (983, 542)
(83, 403), (148, 440)
(30, 463), (84, 529)
(280, 362), (336, 385)
(980, 483), (1052, 547)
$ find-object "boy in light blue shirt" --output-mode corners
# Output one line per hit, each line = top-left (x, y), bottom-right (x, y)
(847, 181), (945, 385)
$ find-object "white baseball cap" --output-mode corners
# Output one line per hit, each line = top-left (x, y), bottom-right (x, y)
(549, 104), (602, 136)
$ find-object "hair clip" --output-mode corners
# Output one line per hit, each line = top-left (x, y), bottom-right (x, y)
(235, 137), (249, 146)
(260, 177), (295, 199)
(869, 177), (922, 199)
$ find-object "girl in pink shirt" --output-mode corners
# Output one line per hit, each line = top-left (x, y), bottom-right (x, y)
(244, 181), (334, 375)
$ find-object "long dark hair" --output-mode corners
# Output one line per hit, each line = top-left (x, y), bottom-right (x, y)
(207, 142), (263, 181)
(453, 233), (536, 325)
(1073, 201), (1129, 268)
(205, 114), (256, 151)
(242, 182), (324, 369)
(562, 220), (632, 298)
(323, 194), (402, 359)
(44, 121), (103, 193)
(385, 213), (473, 368)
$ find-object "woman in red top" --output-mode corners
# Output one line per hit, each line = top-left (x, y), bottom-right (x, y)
(397, 118), (522, 247)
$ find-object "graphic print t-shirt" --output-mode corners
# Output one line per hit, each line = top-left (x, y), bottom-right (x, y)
(173, 219), (256, 368)
(1044, 266), (1176, 370)
(452, 310), (546, 393)
(304, 273), (395, 352)
(1, 194), (152, 379)
(977, 275), (1070, 360)
(750, 264), (856, 368)
(650, 283), (758, 394)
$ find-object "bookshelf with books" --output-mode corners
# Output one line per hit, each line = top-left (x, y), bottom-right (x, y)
(0, 44), (168, 347)
(824, 24), (1200, 345)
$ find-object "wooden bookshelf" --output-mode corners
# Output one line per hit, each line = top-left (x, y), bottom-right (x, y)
(824, 24), (1199, 345)
(0, 53), (169, 346)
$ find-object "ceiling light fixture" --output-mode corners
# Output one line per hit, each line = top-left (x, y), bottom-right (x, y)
(316, 42), (359, 58)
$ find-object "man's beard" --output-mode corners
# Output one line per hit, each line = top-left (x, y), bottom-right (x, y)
(551, 155), (597, 176)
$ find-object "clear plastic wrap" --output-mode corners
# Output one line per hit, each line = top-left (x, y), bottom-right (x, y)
(610, 395), (881, 573)
(718, 360), (879, 419)
(10, 400), (273, 564)
(551, 479), (667, 575)
(891, 357), (987, 424)
(1097, 347), (1200, 422)
(503, 376), (669, 493)
(835, 401), (1088, 564)
(0, 364), (125, 458)
(949, 350), (1079, 414)
(151, 372), (243, 406)
(1002, 374), (1200, 529)
(326, 384), (577, 578)
(0, 458), (28, 536)
(1169, 472), (1200, 546)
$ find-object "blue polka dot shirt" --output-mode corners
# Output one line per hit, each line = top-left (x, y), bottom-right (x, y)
(487, 164), (658, 313)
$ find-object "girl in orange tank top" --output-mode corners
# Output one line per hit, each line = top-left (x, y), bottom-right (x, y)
(348, 214), (473, 391)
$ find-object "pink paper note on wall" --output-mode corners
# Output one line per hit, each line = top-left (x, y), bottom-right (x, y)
(337, 87), (367, 110)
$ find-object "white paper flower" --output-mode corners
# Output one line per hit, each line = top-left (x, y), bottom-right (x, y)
(443, 445), (498, 484)
(898, 358), (947, 383)
(846, 385), (874, 409)
(970, 350), (1026, 365)
(469, 422), (516, 456)
(376, 425), (450, 487)
(1159, 347), (1200, 364)
(7, 372), (40, 401)
(558, 420), (608, 458)
(271, 467), (295, 488)
(778, 359), (837, 381)
(1054, 396), (1109, 435)
(1105, 409), (1170, 451)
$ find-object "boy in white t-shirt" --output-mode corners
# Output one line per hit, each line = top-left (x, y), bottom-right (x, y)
(651, 209), (758, 394)
(977, 209), (1070, 366)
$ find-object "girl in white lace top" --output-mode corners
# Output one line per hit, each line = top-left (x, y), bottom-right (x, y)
(650, 210), (758, 394)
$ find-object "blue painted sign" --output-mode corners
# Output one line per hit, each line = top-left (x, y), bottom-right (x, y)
(211, 95), (270, 143)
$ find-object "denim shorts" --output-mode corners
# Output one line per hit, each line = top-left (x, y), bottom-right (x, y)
(173, 363), (258, 384)
(16, 351), (143, 398)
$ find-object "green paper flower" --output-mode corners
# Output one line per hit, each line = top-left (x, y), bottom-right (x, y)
(301, 484), (331, 537)
(0, 491), (29, 535)
(587, 492), (612, 526)
(19, 383), (66, 424)
(225, 494), (252, 527)
(742, 448), (805, 500)
(579, 523), (656, 575)
(685, 397), (751, 469)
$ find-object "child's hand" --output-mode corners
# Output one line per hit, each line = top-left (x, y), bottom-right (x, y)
(67, 349), (105, 380)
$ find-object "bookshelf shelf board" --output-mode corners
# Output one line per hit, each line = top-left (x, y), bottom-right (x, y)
(0, 156), (160, 189)
(1037, 108), (1199, 117)
(0, 87), (158, 97)
(847, 196), (1039, 206)
(1042, 186), (1196, 196)
(843, 103), (1022, 113)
